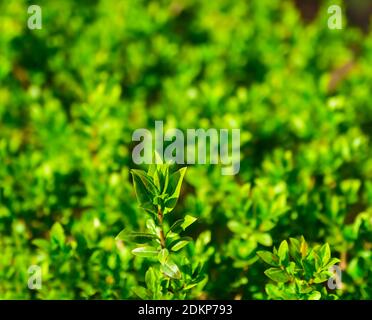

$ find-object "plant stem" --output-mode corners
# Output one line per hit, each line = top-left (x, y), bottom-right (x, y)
(158, 207), (166, 248)
(340, 251), (347, 270)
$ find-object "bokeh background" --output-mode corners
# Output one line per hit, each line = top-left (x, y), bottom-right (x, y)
(0, 0), (371, 299)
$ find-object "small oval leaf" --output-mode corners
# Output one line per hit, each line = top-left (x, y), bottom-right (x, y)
(131, 246), (159, 257)
(264, 268), (290, 283)
(161, 261), (181, 279)
(170, 237), (191, 252)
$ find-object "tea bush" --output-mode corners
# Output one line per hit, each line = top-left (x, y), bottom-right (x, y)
(0, 0), (371, 299)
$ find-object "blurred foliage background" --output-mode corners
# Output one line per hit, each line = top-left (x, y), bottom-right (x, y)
(0, 0), (371, 299)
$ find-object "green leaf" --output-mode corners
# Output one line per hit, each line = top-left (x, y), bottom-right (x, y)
(115, 230), (158, 244)
(303, 256), (316, 278)
(131, 169), (158, 214)
(264, 268), (290, 283)
(161, 260), (181, 279)
(168, 218), (184, 234)
(181, 215), (197, 230)
(289, 237), (301, 263)
(259, 220), (276, 232)
(227, 220), (245, 233)
(324, 258), (340, 270)
(167, 215), (197, 234)
(255, 233), (273, 246)
(308, 291), (321, 300)
(145, 267), (157, 292)
(158, 248), (169, 264)
(146, 219), (157, 234)
(32, 239), (50, 251)
(132, 286), (150, 299)
(147, 163), (157, 177)
(50, 222), (65, 246)
(183, 283), (198, 290)
(348, 258), (363, 280)
(164, 167), (187, 214)
(319, 243), (331, 266)
(132, 169), (158, 195)
(131, 246), (159, 257)
(313, 272), (331, 283)
(289, 237), (300, 250)
(161, 166), (170, 194)
(278, 240), (289, 265)
(286, 261), (296, 274)
(257, 251), (279, 267)
(265, 283), (284, 299)
(170, 237), (192, 252)
(153, 166), (169, 195)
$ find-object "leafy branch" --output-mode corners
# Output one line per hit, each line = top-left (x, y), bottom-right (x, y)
(116, 160), (203, 299)
(258, 237), (340, 300)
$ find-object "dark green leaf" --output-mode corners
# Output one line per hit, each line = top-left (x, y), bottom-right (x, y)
(181, 215), (197, 230)
(168, 218), (184, 234)
(131, 169), (158, 214)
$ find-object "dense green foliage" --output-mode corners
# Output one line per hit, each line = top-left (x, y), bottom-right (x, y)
(258, 238), (340, 299)
(0, 0), (371, 299)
